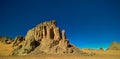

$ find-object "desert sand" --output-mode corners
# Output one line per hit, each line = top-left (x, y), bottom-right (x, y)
(0, 42), (13, 56)
(0, 48), (120, 59)
(0, 51), (120, 59)
(0, 39), (120, 59)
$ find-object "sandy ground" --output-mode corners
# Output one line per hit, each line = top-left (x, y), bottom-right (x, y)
(0, 50), (120, 59)
(0, 42), (13, 56)
(0, 42), (120, 59)
(0, 54), (120, 59)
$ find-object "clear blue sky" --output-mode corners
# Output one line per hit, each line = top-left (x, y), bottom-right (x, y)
(0, 0), (120, 49)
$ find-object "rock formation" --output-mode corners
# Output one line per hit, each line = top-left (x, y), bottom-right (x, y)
(0, 36), (13, 44)
(11, 20), (79, 55)
(12, 36), (25, 47)
(107, 41), (120, 50)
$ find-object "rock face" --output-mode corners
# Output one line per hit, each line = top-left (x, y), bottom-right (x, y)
(107, 41), (120, 50)
(11, 20), (79, 55)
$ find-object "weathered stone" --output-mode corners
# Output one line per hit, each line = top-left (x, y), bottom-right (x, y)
(43, 26), (46, 38)
(12, 36), (25, 47)
(11, 20), (79, 55)
(12, 36), (39, 55)
(25, 28), (35, 41)
(54, 27), (60, 41)
(46, 26), (51, 39)
(62, 30), (66, 40)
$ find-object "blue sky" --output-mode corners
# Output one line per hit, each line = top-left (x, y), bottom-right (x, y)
(0, 0), (120, 49)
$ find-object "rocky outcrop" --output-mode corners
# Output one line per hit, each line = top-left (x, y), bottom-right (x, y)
(12, 36), (25, 47)
(107, 41), (120, 51)
(0, 36), (13, 44)
(11, 36), (40, 55)
(11, 20), (79, 55)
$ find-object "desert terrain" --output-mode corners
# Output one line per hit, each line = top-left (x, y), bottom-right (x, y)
(0, 20), (120, 59)
(1, 44), (119, 59)
(0, 50), (120, 59)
